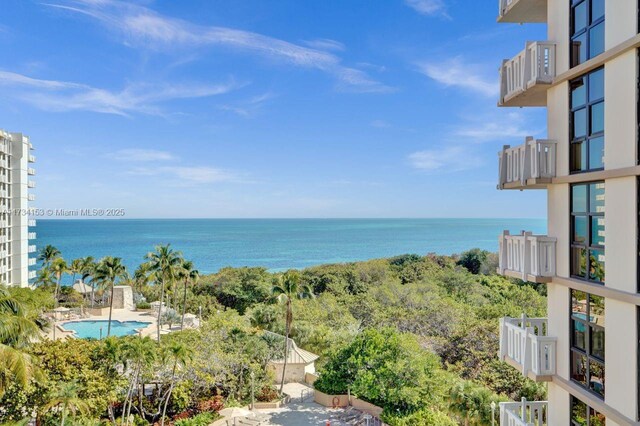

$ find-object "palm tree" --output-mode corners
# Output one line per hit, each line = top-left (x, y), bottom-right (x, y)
(37, 244), (60, 269)
(78, 257), (96, 307)
(93, 257), (128, 337)
(120, 336), (157, 425)
(42, 381), (89, 426)
(133, 262), (152, 294)
(160, 342), (192, 426)
(177, 260), (198, 330)
(0, 287), (43, 398)
(271, 270), (314, 393)
(145, 245), (182, 342)
(69, 258), (83, 285)
(34, 268), (56, 288)
(50, 258), (68, 305)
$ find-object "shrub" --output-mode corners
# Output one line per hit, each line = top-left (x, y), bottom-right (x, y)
(136, 301), (151, 310)
(256, 386), (279, 402)
(456, 249), (489, 275)
(174, 412), (215, 426)
(196, 396), (224, 413)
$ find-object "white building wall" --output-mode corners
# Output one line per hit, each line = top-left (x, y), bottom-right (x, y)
(0, 130), (35, 287)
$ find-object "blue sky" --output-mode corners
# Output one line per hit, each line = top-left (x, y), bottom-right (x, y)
(1, 0), (548, 218)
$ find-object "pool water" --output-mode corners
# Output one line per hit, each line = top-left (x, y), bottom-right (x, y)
(62, 320), (151, 339)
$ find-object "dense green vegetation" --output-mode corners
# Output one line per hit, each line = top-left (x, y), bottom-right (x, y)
(1, 246), (547, 425)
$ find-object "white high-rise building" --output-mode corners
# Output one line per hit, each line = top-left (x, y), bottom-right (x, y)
(495, 0), (640, 425)
(0, 130), (36, 288)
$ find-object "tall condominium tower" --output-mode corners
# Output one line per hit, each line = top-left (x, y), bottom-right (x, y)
(0, 130), (36, 288)
(496, 0), (639, 424)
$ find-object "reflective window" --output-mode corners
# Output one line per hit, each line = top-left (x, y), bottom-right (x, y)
(571, 0), (606, 67)
(570, 68), (605, 173)
(571, 289), (606, 399)
(571, 396), (606, 425)
(571, 182), (605, 284)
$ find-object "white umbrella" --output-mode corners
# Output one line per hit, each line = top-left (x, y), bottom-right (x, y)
(219, 407), (254, 418)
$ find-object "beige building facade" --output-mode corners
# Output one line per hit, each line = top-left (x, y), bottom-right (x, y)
(0, 130), (36, 287)
(497, 1), (640, 424)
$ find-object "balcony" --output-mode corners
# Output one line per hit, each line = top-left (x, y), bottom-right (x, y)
(499, 315), (556, 381)
(498, 230), (556, 283)
(498, 138), (556, 190)
(499, 399), (547, 426)
(28, 245), (36, 253)
(28, 219), (36, 227)
(28, 232), (36, 239)
(27, 168), (35, 176)
(28, 181), (35, 188)
(28, 154), (35, 163)
(28, 194), (35, 202)
(28, 257), (36, 266)
(498, 0), (547, 23)
(499, 41), (555, 107)
(28, 270), (36, 279)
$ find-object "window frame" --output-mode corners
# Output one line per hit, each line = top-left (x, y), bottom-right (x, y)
(570, 0), (605, 68)
(570, 67), (605, 174)
(570, 182), (605, 284)
(570, 289), (606, 400)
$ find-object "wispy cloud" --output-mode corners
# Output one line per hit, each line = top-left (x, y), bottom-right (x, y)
(417, 57), (497, 97)
(108, 149), (176, 162)
(128, 166), (237, 184)
(455, 112), (541, 142)
(370, 119), (391, 128)
(405, 0), (450, 19)
(408, 146), (481, 172)
(303, 38), (345, 52)
(0, 70), (239, 115)
(219, 91), (276, 117)
(46, 0), (393, 93)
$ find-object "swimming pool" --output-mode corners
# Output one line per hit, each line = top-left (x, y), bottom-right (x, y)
(61, 320), (151, 339)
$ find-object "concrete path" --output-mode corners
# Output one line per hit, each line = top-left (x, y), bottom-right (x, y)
(255, 402), (348, 426)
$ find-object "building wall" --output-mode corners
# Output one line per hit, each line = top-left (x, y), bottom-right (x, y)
(268, 362), (311, 384)
(505, 0), (640, 422)
(0, 130), (35, 288)
(112, 286), (134, 310)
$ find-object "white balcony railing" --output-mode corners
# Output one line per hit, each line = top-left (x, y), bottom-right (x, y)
(28, 232), (36, 239)
(28, 245), (36, 253)
(27, 168), (35, 176)
(498, 138), (556, 189)
(499, 41), (555, 107)
(500, 399), (547, 426)
(28, 194), (35, 201)
(28, 181), (35, 188)
(498, 0), (547, 23)
(498, 230), (556, 282)
(28, 219), (36, 227)
(28, 154), (35, 163)
(28, 270), (36, 279)
(499, 315), (556, 379)
(28, 257), (36, 266)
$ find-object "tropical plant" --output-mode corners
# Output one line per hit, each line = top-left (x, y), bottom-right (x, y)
(146, 245), (182, 342)
(50, 258), (68, 306)
(78, 256), (96, 307)
(42, 381), (90, 426)
(34, 268), (56, 288)
(37, 245), (61, 269)
(160, 342), (193, 426)
(178, 260), (199, 330)
(271, 270), (314, 393)
(93, 257), (128, 337)
(0, 287), (43, 398)
(120, 336), (157, 425)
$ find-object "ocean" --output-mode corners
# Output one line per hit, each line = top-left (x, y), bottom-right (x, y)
(35, 218), (546, 276)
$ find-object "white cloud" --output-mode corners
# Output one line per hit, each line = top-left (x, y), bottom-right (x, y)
(455, 112), (541, 142)
(47, 0), (393, 93)
(417, 57), (498, 97)
(303, 38), (345, 52)
(108, 149), (176, 162)
(408, 146), (481, 172)
(219, 91), (276, 117)
(405, 0), (450, 18)
(0, 70), (239, 115)
(128, 166), (236, 184)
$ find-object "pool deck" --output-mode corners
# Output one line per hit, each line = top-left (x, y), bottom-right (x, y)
(47, 309), (160, 340)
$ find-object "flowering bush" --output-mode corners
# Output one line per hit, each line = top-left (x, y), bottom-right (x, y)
(195, 396), (224, 413)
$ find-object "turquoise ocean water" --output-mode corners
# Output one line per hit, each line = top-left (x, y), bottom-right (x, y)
(35, 219), (546, 277)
